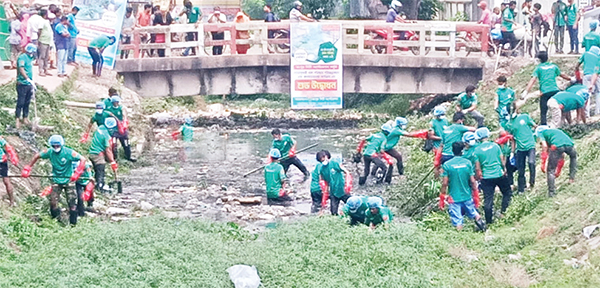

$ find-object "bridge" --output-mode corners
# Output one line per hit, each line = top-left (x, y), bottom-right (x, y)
(114, 20), (490, 97)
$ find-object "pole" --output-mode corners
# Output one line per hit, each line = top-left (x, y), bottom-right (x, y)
(5, 174), (93, 181)
(242, 143), (319, 178)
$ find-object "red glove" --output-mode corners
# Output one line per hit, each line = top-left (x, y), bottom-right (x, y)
(5, 144), (19, 166)
(40, 186), (52, 197)
(550, 145), (557, 151)
(82, 182), (95, 201)
(575, 69), (582, 83)
(344, 174), (353, 194)
(110, 161), (118, 172)
(321, 189), (330, 208)
(278, 189), (286, 197)
(356, 140), (366, 153)
(117, 120), (125, 134)
(495, 134), (514, 145)
(433, 148), (442, 168)
(123, 120), (129, 129)
(447, 196), (454, 204)
(79, 132), (89, 143)
(381, 153), (394, 165)
(171, 131), (180, 140)
(555, 157), (565, 177)
(288, 147), (296, 158)
(407, 129), (429, 139)
(21, 165), (32, 178)
(541, 151), (548, 173)
(319, 179), (328, 193)
(472, 188), (480, 208)
(70, 160), (86, 182)
(439, 194), (445, 210)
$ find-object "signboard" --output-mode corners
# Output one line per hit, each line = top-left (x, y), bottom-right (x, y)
(72, 0), (127, 69)
(290, 23), (343, 109)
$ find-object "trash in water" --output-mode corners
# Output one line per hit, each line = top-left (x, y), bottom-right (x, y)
(227, 265), (261, 288)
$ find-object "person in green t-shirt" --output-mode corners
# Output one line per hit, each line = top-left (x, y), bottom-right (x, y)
(524, 51), (573, 125)
(72, 160), (95, 216)
(501, 1), (517, 51)
(547, 85), (588, 127)
(439, 142), (487, 231)
(461, 132), (479, 173)
(181, 0), (202, 56)
(341, 196), (369, 225)
(15, 44), (37, 130)
(356, 131), (387, 185)
(437, 112), (476, 178)
(536, 126), (577, 197)
(317, 150), (351, 215)
(473, 127), (512, 224)
(89, 118), (118, 194)
(172, 117), (194, 142)
(495, 76), (516, 127)
(582, 21), (600, 52)
(271, 128), (310, 181)
(87, 34), (116, 77)
(80, 101), (116, 143)
(576, 46), (599, 115)
(264, 148), (291, 206)
(565, 0), (579, 54)
(364, 197), (393, 230)
(552, 0), (568, 53)
(428, 106), (449, 170)
(310, 157), (325, 214)
(495, 130), (516, 188)
(21, 135), (86, 225)
(382, 118), (429, 182)
(505, 102), (537, 194)
(455, 85), (485, 127)
(0, 135), (20, 206)
(106, 95), (136, 162)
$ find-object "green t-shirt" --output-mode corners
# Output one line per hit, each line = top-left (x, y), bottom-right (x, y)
(319, 159), (346, 198)
(496, 87), (515, 109)
(539, 129), (574, 147)
(532, 62), (561, 94)
(566, 4), (577, 26)
(362, 132), (387, 156)
(181, 124), (194, 142)
(105, 104), (123, 121)
(187, 6), (201, 23)
(0, 138), (7, 163)
(364, 206), (393, 226)
(462, 143), (480, 171)
(502, 8), (515, 32)
(384, 127), (405, 151)
(272, 134), (294, 156)
(40, 147), (84, 185)
(16, 53), (33, 85)
(579, 52), (600, 75)
(441, 156), (474, 203)
(89, 35), (111, 49)
(264, 162), (286, 199)
(90, 111), (112, 127)
(582, 32), (600, 52)
(75, 162), (94, 185)
(506, 114), (536, 151)
(553, 1), (567, 27)
(38, 21), (53, 45)
(441, 124), (469, 156)
(552, 91), (586, 111)
(456, 92), (478, 110)
(474, 141), (504, 179)
(310, 163), (323, 193)
(430, 118), (449, 149)
(341, 196), (369, 219)
(89, 125), (112, 155)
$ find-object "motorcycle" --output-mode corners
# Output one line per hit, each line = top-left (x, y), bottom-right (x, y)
(367, 29), (430, 55)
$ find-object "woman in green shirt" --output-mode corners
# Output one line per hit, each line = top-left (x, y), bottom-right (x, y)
(88, 35), (116, 77)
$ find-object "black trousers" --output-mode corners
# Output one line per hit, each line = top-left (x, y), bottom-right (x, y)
(350, 214), (366, 225)
(88, 47), (103, 76)
(504, 156), (517, 187)
(16, 84), (33, 118)
(362, 155), (386, 182)
(280, 156), (308, 175)
(384, 148), (404, 175)
(481, 176), (513, 224)
(540, 90), (559, 125)
(501, 31), (516, 50)
(515, 148), (536, 193)
(212, 32), (224, 55)
(330, 194), (350, 216)
(310, 191), (323, 213)
(185, 32), (197, 55)
(268, 195), (292, 206)
(547, 146), (577, 197)
(112, 130), (132, 160)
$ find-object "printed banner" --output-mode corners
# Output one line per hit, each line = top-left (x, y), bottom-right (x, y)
(290, 22), (343, 109)
(72, 0), (127, 69)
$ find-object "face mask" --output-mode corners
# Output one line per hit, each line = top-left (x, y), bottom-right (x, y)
(322, 160), (329, 166)
(53, 147), (62, 153)
(401, 125), (407, 130)
(468, 140), (476, 146)
(96, 109), (103, 114)
(498, 84), (505, 89)
(438, 115), (446, 119)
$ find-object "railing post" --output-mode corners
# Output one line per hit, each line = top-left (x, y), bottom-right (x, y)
(229, 24), (237, 55)
(133, 29), (140, 59)
(480, 25), (489, 53)
(197, 24), (204, 56)
(419, 25), (426, 56)
(357, 23), (365, 54)
(165, 26), (172, 57)
(386, 25), (393, 54)
(449, 23), (456, 57)
(261, 23), (269, 54)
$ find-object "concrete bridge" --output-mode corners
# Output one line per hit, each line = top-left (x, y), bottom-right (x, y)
(114, 21), (489, 97)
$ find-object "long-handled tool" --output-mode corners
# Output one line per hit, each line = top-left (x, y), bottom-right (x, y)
(5, 174), (93, 181)
(31, 86), (40, 131)
(243, 143), (319, 178)
(109, 169), (122, 194)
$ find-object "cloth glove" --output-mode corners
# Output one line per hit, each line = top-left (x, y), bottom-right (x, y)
(83, 182), (95, 201)
(5, 144), (19, 166)
(21, 165), (32, 178)
(79, 132), (89, 143)
(406, 129), (429, 139)
(555, 157), (565, 177)
(278, 189), (286, 197)
(380, 153), (394, 165)
(70, 161), (86, 182)
(40, 186), (52, 197)
(472, 188), (480, 208)
(541, 151), (548, 173)
(495, 134), (513, 145)
(110, 161), (118, 172)
(117, 120), (125, 134)
(439, 194), (445, 210)
(356, 140), (366, 153)
(288, 147), (296, 158)
(433, 148), (442, 168)
(171, 131), (180, 140)
(344, 174), (353, 194)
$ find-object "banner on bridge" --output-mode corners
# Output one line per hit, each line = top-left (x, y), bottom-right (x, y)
(290, 23), (343, 109)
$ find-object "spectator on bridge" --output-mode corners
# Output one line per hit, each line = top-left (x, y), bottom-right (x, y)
(137, 3), (152, 58)
(521, 0), (532, 25)
(455, 85), (485, 128)
(566, 0), (580, 54)
(67, 6), (79, 65)
(9, 13), (22, 69)
(530, 3), (543, 56)
(151, 5), (169, 58)
(289, 1), (315, 23)
(501, 1), (517, 53)
(181, 0), (201, 56)
(208, 7), (227, 55)
(477, 1), (491, 27)
(121, 7), (135, 59)
(552, 0), (568, 54)
(235, 11), (251, 54)
(491, 7), (502, 27)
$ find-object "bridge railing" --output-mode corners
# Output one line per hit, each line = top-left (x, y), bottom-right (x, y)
(120, 20), (489, 58)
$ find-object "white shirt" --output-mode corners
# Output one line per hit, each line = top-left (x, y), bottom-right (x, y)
(122, 15), (135, 35)
(289, 8), (303, 22)
(9, 19), (21, 45)
(27, 14), (44, 40)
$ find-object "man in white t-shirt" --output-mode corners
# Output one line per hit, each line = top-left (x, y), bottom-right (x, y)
(289, 1), (314, 23)
(207, 7), (227, 55)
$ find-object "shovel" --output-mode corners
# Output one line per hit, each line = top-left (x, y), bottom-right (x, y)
(108, 168), (122, 194)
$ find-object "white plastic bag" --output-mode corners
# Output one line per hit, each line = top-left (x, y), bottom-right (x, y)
(227, 265), (261, 288)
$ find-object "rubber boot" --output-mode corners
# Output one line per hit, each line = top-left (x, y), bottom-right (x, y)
(124, 145), (137, 162)
(475, 218), (487, 232)
(77, 197), (85, 217)
(94, 164), (106, 192)
(384, 165), (393, 184)
(69, 210), (78, 225)
(397, 160), (404, 176)
(358, 176), (367, 186)
(50, 208), (60, 219)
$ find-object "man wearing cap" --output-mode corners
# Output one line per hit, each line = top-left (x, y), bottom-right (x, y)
(88, 34), (116, 77)
(15, 44), (36, 130)
(382, 117), (429, 180)
(264, 148), (291, 206)
(548, 84), (588, 127)
(505, 102), (537, 194)
(105, 95), (135, 162)
(80, 101), (115, 143)
(341, 195), (369, 225)
(455, 85), (485, 128)
(536, 126), (577, 197)
(473, 127), (512, 224)
(438, 112), (476, 177)
(478, 1), (492, 27)
(429, 106), (449, 169)
(364, 196), (393, 230)
(89, 118), (118, 193)
(582, 21), (600, 52)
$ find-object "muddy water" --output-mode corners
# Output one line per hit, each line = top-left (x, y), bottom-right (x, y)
(112, 129), (380, 225)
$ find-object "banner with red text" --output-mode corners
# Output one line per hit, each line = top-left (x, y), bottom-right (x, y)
(290, 23), (343, 109)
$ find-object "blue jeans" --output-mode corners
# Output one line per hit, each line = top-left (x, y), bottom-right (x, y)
(567, 25), (579, 53)
(67, 37), (77, 63)
(449, 199), (479, 227)
(57, 49), (67, 75)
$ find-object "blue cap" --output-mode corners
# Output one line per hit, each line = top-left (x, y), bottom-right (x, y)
(367, 196), (383, 209)
(395, 117), (408, 127)
(269, 148), (281, 158)
(576, 88), (590, 101)
(346, 196), (363, 213)
(184, 117), (193, 124)
(25, 43), (37, 54)
(475, 127), (490, 140)
(462, 132), (477, 145)
(591, 20), (598, 30)
(95, 101), (105, 109)
(104, 117), (117, 129)
(433, 106), (446, 116)
(590, 46), (600, 56)
(535, 125), (549, 138)
(381, 122), (393, 133)
(111, 96), (121, 103)
(48, 135), (64, 147)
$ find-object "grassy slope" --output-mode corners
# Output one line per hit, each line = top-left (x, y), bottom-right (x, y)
(1, 59), (600, 287)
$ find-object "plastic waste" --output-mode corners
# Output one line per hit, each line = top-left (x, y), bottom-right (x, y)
(227, 265), (261, 288)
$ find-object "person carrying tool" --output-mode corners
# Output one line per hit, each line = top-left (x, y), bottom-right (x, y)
(547, 84), (588, 127)
(439, 142), (487, 231)
(172, 117), (194, 142)
(317, 149), (351, 215)
(15, 44), (37, 130)
(80, 101), (115, 143)
(364, 196), (393, 230)
(382, 117), (429, 179)
(437, 112), (476, 176)
(106, 95), (136, 162)
(72, 160), (94, 216)
(356, 129), (388, 185)
(310, 151), (325, 214)
(495, 76), (515, 127)
(340, 195), (369, 225)
(473, 127), (512, 224)
(504, 104), (536, 194)
(429, 106), (449, 169)
(0, 135), (19, 206)
(264, 148), (291, 206)
(455, 85), (485, 128)
(21, 135), (87, 225)
(89, 118), (118, 193)
(536, 125), (577, 197)
(271, 128), (309, 181)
